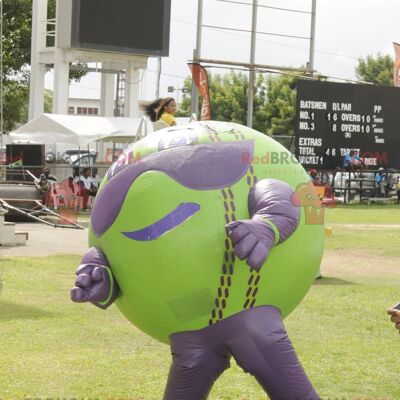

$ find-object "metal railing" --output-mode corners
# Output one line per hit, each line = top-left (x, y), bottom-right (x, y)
(328, 169), (400, 204)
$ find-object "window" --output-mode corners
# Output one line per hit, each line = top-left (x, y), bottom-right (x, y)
(88, 107), (99, 115)
(77, 107), (88, 115)
(75, 107), (98, 116)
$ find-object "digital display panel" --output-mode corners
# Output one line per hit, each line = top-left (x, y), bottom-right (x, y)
(295, 80), (400, 170)
(66, 0), (171, 56)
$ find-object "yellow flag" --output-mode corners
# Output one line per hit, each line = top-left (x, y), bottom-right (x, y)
(9, 159), (23, 168)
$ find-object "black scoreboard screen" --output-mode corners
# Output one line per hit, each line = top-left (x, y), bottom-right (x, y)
(58, 0), (171, 57)
(295, 80), (400, 170)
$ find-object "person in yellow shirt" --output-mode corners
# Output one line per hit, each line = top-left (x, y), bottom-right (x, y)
(144, 98), (163, 122)
(158, 97), (177, 126)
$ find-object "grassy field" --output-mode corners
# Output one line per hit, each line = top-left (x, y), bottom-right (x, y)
(1, 205), (400, 399)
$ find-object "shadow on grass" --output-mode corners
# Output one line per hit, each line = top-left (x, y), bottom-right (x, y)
(313, 276), (356, 286)
(0, 300), (56, 320)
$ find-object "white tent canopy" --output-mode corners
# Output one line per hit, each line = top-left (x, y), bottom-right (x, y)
(10, 113), (146, 145)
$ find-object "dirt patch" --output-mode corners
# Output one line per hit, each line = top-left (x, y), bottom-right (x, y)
(330, 224), (400, 230)
(321, 248), (400, 277)
(0, 222), (88, 257)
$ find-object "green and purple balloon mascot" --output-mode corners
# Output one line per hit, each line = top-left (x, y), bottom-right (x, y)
(71, 121), (324, 400)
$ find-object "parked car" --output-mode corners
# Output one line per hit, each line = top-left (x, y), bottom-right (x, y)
(60, 149), (97, 166)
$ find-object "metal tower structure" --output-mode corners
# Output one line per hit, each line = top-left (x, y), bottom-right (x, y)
(29, 0), (149, 121)
(191, 0), (317, 128)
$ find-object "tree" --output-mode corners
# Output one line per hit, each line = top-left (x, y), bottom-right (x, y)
(261, 74), (296, 136)
(2, 0), (33, 77)
(178, 71), (266, 129)
(1, 1), (31, 132)
(178, 70), (295, 136)
(355, 54), (394, 86)
(178, 71), (251, 124)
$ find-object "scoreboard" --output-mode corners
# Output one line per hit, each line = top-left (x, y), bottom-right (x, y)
(295, 80), (400, 170)
(58, 0), (171, 57)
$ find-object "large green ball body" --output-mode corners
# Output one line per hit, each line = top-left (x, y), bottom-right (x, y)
(89, 122), (324, 344)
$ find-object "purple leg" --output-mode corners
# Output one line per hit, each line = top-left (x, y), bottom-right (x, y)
(227, 306), (320, 400)
(163, 306), (319, 400)
(163, 332), (230, 400)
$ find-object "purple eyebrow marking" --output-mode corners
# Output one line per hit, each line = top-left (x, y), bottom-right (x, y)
(122, 202), (200, 241)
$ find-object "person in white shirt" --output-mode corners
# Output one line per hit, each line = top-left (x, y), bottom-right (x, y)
(68, 167), (80, 185)
(90, 167), (102, 190)
(79, 168), (97, 210)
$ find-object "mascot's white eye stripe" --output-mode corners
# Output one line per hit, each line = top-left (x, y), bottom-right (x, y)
(122, 202), (200, 241)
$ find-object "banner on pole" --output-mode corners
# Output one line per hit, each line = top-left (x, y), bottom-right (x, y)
(393, 42), (400, 87)
(188, 63), (212, 120)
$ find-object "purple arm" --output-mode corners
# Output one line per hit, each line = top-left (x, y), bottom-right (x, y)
(226, 179), (300, 271)
(70, 247), (119, 309)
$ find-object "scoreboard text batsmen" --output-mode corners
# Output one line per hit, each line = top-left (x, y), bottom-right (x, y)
(295, 80), (400, 170)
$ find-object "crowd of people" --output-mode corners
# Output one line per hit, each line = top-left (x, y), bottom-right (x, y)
(37, 166), (101, 211)
(67, 167), (100, 210)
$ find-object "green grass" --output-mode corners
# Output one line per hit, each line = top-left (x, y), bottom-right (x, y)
(1, 205), (400, 399)
(324, 204), (400, 225)
(288, 275), (400, 399)
(324, 205), (400, 257)
(325, 226), (400, 256)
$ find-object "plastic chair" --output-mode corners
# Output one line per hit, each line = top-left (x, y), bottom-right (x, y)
(48, 183), (67, 210)
(153, 120), (170, 131)
(61, 180), (83, 210)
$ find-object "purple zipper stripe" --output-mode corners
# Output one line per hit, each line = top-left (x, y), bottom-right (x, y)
(123, 202), (200, 241)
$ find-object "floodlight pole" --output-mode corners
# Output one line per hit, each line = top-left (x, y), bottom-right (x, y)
(247, 0), (258, 128)
(191, 0), (203, 116)
(307, 0), (317, 76)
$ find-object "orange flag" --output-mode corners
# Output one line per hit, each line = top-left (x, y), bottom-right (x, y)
(188, 63), (212, 120)
(393, 42), (400, 87)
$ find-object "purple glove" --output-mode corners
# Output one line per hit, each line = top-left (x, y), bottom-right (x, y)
(226, 219), (276, 272)
(70, 263), (119, 309)
(226, 179), (300, 272)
